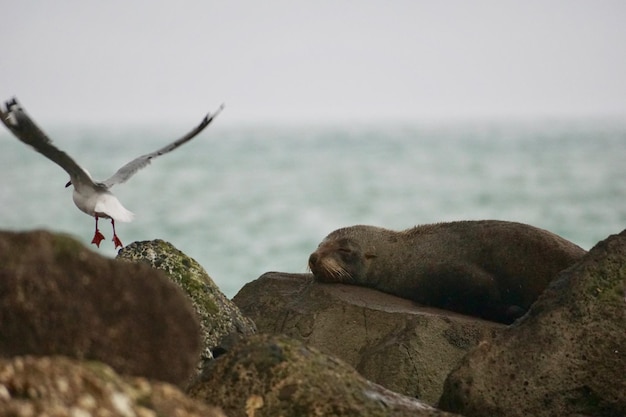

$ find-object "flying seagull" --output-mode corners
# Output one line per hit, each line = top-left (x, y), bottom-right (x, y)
(0, 97), (224, 249)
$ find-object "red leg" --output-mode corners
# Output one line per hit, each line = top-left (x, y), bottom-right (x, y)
(91, 217), (105, 247)
(111, 219), (123, 249)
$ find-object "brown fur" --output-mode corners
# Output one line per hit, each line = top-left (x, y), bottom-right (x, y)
(308, 220), (586, 324)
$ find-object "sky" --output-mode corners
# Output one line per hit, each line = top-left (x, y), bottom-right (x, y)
(1, 1), (625, 126)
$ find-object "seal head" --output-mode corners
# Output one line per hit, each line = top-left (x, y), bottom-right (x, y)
(309, 226), (382, 283)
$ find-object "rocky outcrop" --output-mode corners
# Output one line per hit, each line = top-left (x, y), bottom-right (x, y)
(0, 355), (225, 417)
(189, 333), (461, 417)
(233, 272), (504, 404)
(7, 226), (623, 417)
(438, 229), (626, 417)
(117, 239), (256, 363)
(0, 230), (201, 387)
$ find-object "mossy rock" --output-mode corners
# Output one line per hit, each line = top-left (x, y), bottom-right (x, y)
(117, 239), (256, 363)
(188, 333), (461, 417)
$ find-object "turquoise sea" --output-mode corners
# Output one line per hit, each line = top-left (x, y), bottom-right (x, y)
(1, 119), (625, 297)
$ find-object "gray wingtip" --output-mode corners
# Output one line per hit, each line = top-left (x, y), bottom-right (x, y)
(2, 96), (22, 126)
(211, 103), (225, 118)
(200, 103), (225, 125)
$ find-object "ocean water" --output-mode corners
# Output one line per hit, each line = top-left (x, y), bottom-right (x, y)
(1, 119), (625, 297)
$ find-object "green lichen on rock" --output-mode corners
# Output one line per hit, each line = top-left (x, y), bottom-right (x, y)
(117, 240), (256, 363)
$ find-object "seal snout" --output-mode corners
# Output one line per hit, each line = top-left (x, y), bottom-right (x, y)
(308, 250), (326, 280)
(308, 252), (319, 271)
(308, 251), (330, 279)
(308, 244), (354, 283)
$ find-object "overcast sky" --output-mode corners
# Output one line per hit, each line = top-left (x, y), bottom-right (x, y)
(2, 1), (625, 125)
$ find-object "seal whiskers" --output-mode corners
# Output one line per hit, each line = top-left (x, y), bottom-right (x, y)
(309, 252), (354, 282)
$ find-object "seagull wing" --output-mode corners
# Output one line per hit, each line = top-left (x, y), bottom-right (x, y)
(102, 103), (224, 188)
(0, 98), (97, 189)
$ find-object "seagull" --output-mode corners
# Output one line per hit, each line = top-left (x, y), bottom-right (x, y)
(0, 97), (224, 249)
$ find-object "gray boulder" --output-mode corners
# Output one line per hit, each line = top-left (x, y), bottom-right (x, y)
(439, 229), (626, 417)
(233, 272), (503, 404)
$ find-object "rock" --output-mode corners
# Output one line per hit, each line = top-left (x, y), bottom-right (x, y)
(117, 239), (256, 363)
(0, 230), (201, 387)
(188, 333), (461, 417)
(233, 272), (503, 404)
(0, 355), (225, 417)
(438, 229), (626, 417)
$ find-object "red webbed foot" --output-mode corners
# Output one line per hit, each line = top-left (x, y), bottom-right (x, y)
(91, 230), (106, 247)
(110, 219), (123, 249)
(112, 234), (123, 249)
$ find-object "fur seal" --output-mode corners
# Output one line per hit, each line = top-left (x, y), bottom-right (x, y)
(308, 220), (586, 324)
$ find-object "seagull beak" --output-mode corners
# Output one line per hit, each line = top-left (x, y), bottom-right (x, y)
(65, 180), (72, 188)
